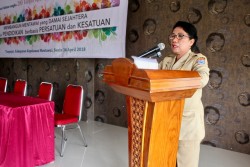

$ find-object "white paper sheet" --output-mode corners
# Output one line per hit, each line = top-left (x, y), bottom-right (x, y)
(132, 56), (159, 69)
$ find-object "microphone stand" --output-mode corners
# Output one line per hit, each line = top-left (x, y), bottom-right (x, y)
(149, 52), (162, 58)
(138, 51), (162, 58)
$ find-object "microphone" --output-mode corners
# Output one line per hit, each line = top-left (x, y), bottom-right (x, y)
(138, 43), (165, 58)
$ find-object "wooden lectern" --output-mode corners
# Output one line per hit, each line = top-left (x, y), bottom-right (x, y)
(102, 58), (201, 167)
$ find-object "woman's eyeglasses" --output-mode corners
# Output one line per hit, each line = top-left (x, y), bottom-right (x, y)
(169, 34), (190, 40)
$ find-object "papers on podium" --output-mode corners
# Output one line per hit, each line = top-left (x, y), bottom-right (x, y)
(132, 56), (159, 70)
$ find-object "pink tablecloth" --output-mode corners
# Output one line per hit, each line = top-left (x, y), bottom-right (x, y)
(0, 93), (54, 167)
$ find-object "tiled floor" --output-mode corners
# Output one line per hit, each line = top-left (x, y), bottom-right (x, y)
(39, 121), (250, 167)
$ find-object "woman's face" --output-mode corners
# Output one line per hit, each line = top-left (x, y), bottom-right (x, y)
(169, 27), (194, 57)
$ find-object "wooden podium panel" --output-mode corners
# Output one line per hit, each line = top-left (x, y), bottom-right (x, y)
(103, 58), (201, 167)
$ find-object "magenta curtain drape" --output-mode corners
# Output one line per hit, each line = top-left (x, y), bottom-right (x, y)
(0, 93), (54, 167)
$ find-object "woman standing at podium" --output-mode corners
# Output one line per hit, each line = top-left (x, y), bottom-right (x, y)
(159, 21), (210, 167)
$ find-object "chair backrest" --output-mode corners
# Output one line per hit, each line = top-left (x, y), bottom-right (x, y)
(38, 82), (53, 101)
(14, 79), (27, 96)
(63, 84), (83, 120)
(0, 77), (7, 93)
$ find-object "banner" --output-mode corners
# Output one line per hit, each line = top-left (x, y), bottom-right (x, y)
(0, 0), (128, 58)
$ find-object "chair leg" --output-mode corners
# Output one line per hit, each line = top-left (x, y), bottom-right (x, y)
(77, 123), (88, 147)
(60, 126), (67, 157)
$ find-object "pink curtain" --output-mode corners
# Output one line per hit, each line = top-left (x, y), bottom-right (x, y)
(0, 94), (54, 167)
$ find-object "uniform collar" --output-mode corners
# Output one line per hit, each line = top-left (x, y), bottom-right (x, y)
(176, 50), (192, 63)
(172, 50), (192, 70)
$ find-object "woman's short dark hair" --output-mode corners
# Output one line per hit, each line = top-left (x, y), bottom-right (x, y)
(173, 21), (200, 53)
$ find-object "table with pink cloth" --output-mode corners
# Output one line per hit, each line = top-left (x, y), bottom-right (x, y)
(0, 93), (54, 167)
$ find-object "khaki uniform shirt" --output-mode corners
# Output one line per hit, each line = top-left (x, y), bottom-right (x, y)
(159, 50), (210, 140)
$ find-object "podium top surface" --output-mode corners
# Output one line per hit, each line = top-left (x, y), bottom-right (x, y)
(103, 58), (201, 101)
